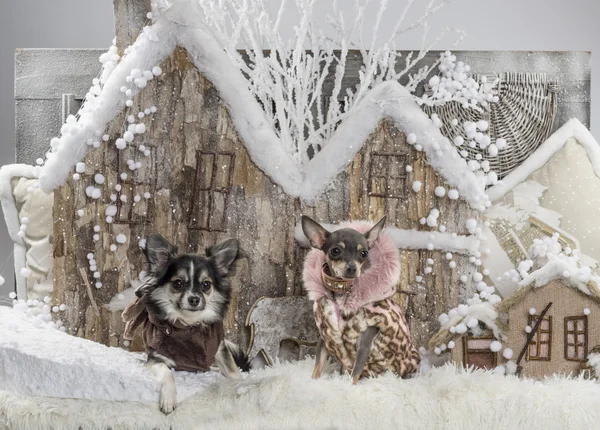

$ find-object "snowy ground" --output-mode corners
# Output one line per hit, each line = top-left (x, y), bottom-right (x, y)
(3, 359), (600, 429)
(0, 306), (218, 403)
(3, 305), (600, 429)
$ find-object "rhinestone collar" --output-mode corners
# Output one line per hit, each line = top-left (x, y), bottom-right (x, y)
(321, 263), (354, 294)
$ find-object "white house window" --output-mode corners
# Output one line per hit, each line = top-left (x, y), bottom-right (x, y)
(463, 336), (497, 369)
(528, 315), (552, 361)
(564, 316), (587, 361)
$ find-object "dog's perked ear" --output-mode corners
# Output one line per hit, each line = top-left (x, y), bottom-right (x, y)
(301, 216), (330, 250)
(364, 216), (386, 248)
(144, 234), (178, 274)
(207, 239), (240, 277)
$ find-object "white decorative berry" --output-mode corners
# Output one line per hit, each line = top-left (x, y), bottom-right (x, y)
(584, 308), (591, 315)
(76, 162), (86, 173)
(116, 234), (127, 244)
(529, 308), (536, 315)
(115, 138), (127, 150)
(455, 323), (467, 334)
(490, 341), (502, 352)
(465, 218), (477, 234)
(502, 348), (513, 359)
(434, 186), (446, 197)
(94, 174), (105, 185)
(123, 131), (135, 143)
(412, 181), (422, 193)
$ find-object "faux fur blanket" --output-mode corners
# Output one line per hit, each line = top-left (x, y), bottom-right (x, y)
(2, 360), (600, 430)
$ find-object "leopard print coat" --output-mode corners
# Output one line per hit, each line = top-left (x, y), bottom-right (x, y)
(313, 297), (420, 378)
(303, 220), (420, 379)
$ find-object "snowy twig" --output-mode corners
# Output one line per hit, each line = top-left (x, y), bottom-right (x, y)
(194, 0), (461, 165)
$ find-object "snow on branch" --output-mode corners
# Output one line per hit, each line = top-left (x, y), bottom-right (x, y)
(194, 0), (463, 165)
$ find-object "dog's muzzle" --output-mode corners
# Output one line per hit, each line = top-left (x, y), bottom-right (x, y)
(321, 263), (353, 294)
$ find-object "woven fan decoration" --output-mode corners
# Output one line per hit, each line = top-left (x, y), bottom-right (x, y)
(424, 73), (559, 179)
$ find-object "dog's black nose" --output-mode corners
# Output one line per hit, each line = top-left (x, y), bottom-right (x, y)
(188, 296), (201, 307)
(346, 265), (357, 276)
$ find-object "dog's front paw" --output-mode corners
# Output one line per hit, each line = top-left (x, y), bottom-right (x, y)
(159, 383), (177, 414)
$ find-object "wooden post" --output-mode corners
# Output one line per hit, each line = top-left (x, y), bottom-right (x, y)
(113, 0), (151, 51)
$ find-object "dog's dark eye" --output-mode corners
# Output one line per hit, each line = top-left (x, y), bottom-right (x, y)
(360, 250), (369, 259)
(172, 279), (184, 290)
(201, 280), (212, 292)
(330, 247), (341, 257)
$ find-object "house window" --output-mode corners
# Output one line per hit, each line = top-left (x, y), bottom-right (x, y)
(189, 151), (235, 232)
(463, 336), (497, 369)
(368, 152), (408, 199)
(564, 316), (587, 361)
(528, 315), (552, 361)
(114, 144), (156, 224)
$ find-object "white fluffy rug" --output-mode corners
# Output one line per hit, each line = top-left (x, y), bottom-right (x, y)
(3, 359), (600, 430)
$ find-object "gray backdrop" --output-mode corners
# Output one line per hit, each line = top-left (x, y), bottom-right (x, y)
(0, 0), (599, 297)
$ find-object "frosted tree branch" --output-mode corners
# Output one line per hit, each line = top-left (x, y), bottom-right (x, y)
(195, 0), (463, 166)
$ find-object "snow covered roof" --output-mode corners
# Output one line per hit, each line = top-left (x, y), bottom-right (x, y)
(498, 267), (600, 316)
(294, 222), (480, 255)
(38, 2), (488, 208)
(487, 119), (600, 202)
(428, 300), (504, 351)
(497, 272), (600, 321)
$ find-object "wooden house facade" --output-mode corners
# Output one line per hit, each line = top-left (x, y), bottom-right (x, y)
(50, 0), (481, 359)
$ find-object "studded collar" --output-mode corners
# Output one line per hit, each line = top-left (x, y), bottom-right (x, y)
(321, 263), (354, 294)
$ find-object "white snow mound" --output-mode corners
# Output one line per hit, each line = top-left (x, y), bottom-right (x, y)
(0, 306), (218, 402)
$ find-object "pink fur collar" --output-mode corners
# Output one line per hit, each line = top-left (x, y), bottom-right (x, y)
(302, 220), (400, 314)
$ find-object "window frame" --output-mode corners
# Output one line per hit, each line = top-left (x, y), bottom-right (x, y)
(462, 335), (498, 369)
(367, 152), (409, 199)
(527, 314), (552, 361)
(189, 150), (236, 232)
(564, 315), (588, 362)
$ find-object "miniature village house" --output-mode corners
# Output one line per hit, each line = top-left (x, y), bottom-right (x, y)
(44, 0), (488, 360)
(497, 276), (600, 378)
(431, 253), (600, 378)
